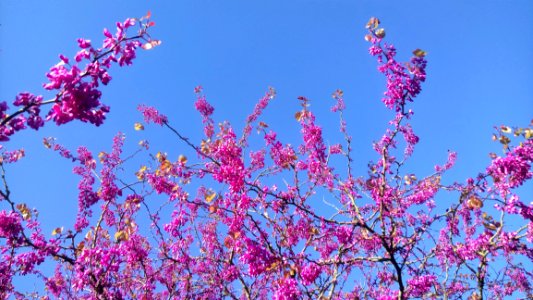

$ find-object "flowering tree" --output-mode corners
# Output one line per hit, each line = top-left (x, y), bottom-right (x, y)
(1, 15), (532, 299)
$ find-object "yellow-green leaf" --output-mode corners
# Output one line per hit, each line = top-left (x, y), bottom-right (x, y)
(295, 111), (303, 121)
(205, 191), (217, 203)
(134, 122), (144, 131)
(366, 17), (380, 29)
(114, 230), (129, 242)
(500, 126), (512, 134)
(16, 203), (32, 220)
(52, 227), (63, 235)
(467, 196), (483, 210)
(525, 128), (532, 139)
(375, 28), (386, 38)
(412, 49), (427, 57)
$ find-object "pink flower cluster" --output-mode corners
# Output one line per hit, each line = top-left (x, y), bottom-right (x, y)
(264, 131), (298, 170)
(208, 126), (248, 193)
(406, 274), (437, 297)
(137, 104), (168, 125)
(300, 263), (321, 285)
(488, 139), (533, 191)
(240, 239), (275, 276)
(273, 277), (301, 300)
(0, 210), (22, 239)
(44, 18), (147, 126)
(366, 26), (427, 112)
(0, 93), (44, 141)
(241, 89), (275, 144)
(297, 102), (333, 186)
(194, 87), (215, 138)
(2, 16), (532, 300)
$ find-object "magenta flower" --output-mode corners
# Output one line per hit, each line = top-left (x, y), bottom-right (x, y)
(0, 211), (22, 239)
(137, 104), (168, 125)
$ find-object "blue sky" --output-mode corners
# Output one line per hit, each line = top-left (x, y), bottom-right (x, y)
(1, 0), (532, 294)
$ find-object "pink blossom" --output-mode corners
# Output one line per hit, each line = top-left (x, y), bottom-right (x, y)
(487, 139), (533, 191)
(300, 263), (321, 285)
(194, 94), (215, 120)
(273, 277), (301, 300)
(240, 239), (274, 276)
(407, 274), (437, 297)
(137, 104), (168, 125)
(329, 143), (343, 154)
(0, 211), (22, 238)
(434, 151), (457, 172)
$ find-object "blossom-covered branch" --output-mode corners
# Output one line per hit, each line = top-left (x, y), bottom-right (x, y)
(1, 16), (531, 300)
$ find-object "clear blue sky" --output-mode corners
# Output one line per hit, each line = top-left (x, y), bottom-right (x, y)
(1, 0), (532, 294)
